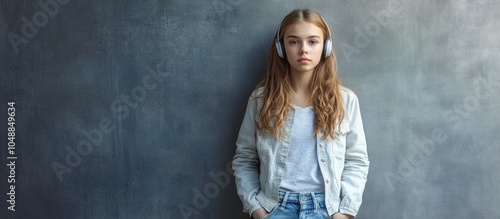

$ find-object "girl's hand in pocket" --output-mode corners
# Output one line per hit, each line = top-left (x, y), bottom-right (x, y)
(252, 208), (268, 219)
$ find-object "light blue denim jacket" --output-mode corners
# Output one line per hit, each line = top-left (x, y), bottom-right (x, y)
(232, 87), (369, 217)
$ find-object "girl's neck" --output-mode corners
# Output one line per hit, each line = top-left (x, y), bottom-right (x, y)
(290, 69), (313, 93)
(289, 69), (314, 107)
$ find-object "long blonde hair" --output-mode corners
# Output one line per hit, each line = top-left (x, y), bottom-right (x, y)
(255, 9), (344, 140)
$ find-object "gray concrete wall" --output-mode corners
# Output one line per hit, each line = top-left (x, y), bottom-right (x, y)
(1, 0), (499, 218)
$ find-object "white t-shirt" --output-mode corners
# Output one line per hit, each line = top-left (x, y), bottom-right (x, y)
(279, 105), (325, 193)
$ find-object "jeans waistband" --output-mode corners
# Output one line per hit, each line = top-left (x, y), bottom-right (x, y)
(278, 191), (325, 211)
(278, 191), (325, 202)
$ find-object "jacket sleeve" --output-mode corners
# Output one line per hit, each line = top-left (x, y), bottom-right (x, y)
(232, 95), (263, 215)
(339, 92), (370, 217)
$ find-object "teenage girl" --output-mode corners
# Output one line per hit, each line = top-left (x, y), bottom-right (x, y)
(232, 9), (369, 219)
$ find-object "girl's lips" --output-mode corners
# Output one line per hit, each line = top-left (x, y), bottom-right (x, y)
(298, 58), (311, 63)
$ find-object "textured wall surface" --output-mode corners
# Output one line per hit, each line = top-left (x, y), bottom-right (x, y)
(1, 0), (499, 218)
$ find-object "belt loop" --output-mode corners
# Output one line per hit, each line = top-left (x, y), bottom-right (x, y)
(311, 192), (319, 211)
(280, 192), (290, 211)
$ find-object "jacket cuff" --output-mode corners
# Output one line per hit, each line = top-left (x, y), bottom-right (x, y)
(246, 199), (263, 217)
(339, 205), (357, 218)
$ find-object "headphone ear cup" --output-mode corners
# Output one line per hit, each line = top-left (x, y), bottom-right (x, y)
(280, 41), (286, 58)
(323, 39), (332, 58)
(275, 39), (285, 58)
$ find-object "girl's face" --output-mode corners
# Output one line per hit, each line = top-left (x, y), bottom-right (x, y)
(283, 21), (324, 75)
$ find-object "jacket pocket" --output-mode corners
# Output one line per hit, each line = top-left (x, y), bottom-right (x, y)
(332, 121), (350, 155)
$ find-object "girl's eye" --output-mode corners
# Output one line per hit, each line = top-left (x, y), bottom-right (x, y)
(310, 40), (319, 45)
(289, 40), (299, 45)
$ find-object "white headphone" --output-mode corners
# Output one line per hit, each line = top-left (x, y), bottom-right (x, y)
(275, 17), (332, 59)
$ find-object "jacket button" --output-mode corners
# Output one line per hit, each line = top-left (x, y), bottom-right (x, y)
(326, 179), (329, 183)
(321, 159), (325, 162)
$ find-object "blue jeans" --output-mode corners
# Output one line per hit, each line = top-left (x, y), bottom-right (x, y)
(262, 192), (331, 219)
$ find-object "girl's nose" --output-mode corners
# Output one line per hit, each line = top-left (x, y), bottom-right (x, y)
(300, 45), (308, 54)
